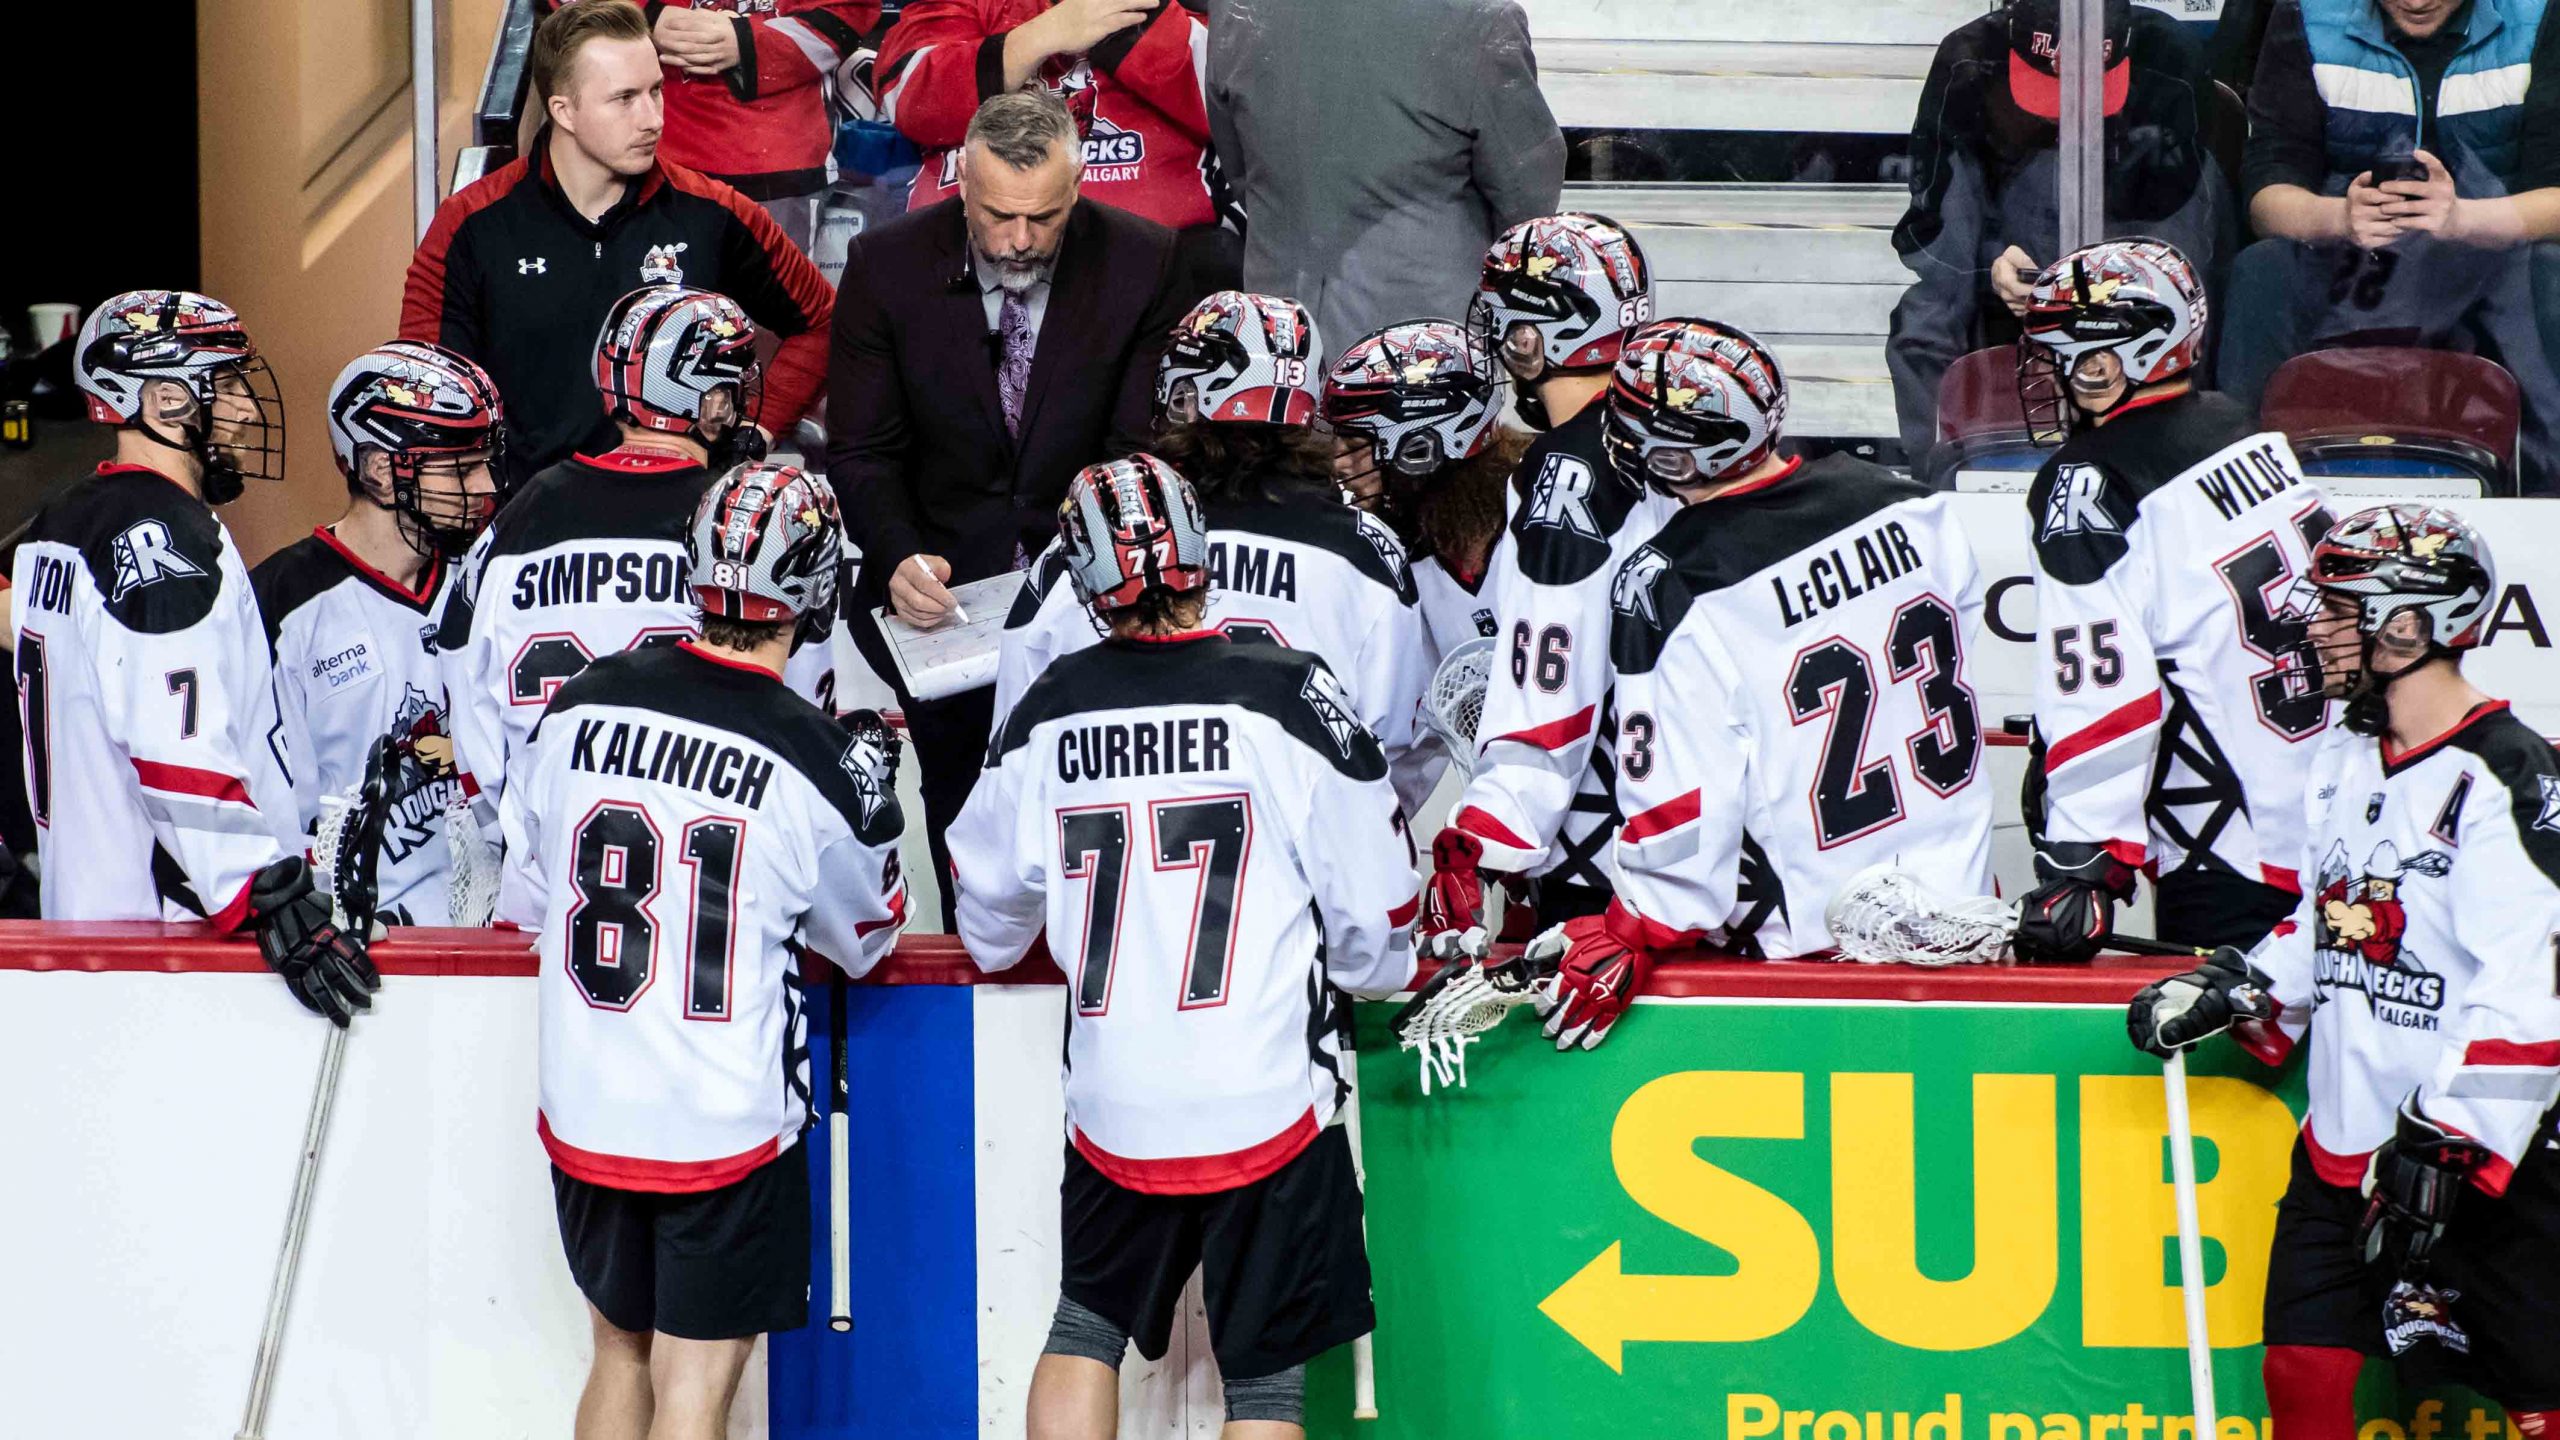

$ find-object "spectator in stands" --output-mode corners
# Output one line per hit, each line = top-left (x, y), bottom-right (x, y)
(534, 1), (879, 255)
(1889, 0), (2231, 472)
(826, 89), (1190, 926)
(1204, 0), (1565, 357)
(2221, 0), (2560, 490)
(877, 0), (1223, 233)
(403, 0), (835, 481)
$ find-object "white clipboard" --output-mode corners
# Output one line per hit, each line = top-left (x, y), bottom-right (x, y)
(873, 570), (1021, 701)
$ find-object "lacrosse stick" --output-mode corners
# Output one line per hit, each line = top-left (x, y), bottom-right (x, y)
(828, 970), (855, 1334)
(1419, 636), (1497, 775)
(2164, 1049), (2219, 1440)
(240, 737), (400, 1440)
(310, 728), (500, 929)
(1388, 959), (1548, 1094)
(1341, 1049), (1378, 1421)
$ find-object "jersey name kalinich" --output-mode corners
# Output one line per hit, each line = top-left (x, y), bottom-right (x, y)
(566, 717), (776, 806)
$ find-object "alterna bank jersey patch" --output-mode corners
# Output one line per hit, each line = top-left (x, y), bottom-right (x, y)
(310, 637), (380, 693)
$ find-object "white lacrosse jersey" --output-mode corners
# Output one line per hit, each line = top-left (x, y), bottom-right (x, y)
(500, 641), (909, 1192)
(1413, 553), (1500, 669)
(253, 528), (463, 925)
(1605, 455), (1995, 958)
(2236, 702), (2560, 1196)
(2026, 392), (2332, 895)
(953, 635), (1420, 1195)
(436, 449), (710, 812)
(10, 463), (300, 924)
(990, 493), (1438, 812)
(1453, 404), (1678, 888)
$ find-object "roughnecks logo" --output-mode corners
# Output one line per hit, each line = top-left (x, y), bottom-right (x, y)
(2311, 839), (2453, 1028)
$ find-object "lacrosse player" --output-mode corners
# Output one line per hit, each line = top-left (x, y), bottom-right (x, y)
(952, 455), (1418, 1440)
(11, 289), (373, 1021)
(1425, 213), (1665, 943)
(1529, 319), (1993, 1049)
(255, 342), (501, 925)
(499, 461), (905, 1439)
(1321, 316), (1527, 670)
(2128, 506), (2560, 1439)
(2013, 238), (2330, 963)
(991, 292), (1437, 811)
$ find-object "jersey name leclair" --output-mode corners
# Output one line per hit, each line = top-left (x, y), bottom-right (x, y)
(1205, 541), (1296, 602)
(1057, 716), (1234, 782)
(511, 550), (689, 610)
(570, 718), (775, 808)
(2192, 437), (2306, 522)
(1771, 518), (1927, 628)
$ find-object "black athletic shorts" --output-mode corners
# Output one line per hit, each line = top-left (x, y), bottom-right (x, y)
(2152, 868), (2299, 953)
(2264, 1132), (2560, 1407)
(552, 1151), (810, 1341)
(1060, 1124), (1375, 1380)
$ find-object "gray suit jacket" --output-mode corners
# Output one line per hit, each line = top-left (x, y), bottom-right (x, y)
(1207, 0), (1565, 359)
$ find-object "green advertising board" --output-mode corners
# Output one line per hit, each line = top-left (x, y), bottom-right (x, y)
(1305, 996), (2511, 1440)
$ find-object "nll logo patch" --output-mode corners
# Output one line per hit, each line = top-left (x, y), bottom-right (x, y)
(110, 519), (205, 601)
(2041, 463), (2120, 541)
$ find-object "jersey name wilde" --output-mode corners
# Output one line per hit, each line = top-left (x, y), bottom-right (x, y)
(12, 465), (298, 923)
(254, 529), (461, 924)
(992, 495), (1436, 809)
(2027, 392), (2332, 891)
(1455, 403), (1678, 887)
(1606, 456), (1995, 957)
(952, 637), (1419, 1196)
(500, 643), (908, 1193)
(2236, 703), (2560, 1196)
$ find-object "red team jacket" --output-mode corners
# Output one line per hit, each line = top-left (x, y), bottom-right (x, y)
(876, 0), (1217, 229)
(539, 0), (880, 198)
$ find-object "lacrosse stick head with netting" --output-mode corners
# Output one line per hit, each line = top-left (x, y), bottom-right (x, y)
(1825, 863), (2019, 967)
(1421, 636), (1496, 775)
(1389, 950), (1556, 1095)
(310, 726), (501, 929)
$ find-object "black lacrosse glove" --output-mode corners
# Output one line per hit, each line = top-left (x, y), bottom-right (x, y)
(2126, 945), (2274, 1057)
(250, 857), (378, 1027)
(2014, 841), (2137, 966)
(2359, 1099), (2490, 1271)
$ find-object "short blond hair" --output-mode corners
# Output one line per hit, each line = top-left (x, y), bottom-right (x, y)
(532, 0), (653, 105)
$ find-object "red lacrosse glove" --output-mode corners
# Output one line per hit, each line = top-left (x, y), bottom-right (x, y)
(1530, 913), (1657, 1051)
(1418, 826), (1508, 963)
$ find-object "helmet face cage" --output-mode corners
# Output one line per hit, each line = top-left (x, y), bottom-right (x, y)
(2016, 238), (2207, 442)
(1057, 454), (1212, 617)
(690, 461), (844, 624)
(1470, 213), (1655, 373)
(75, 289), (288, 498)
(1602, 319), (1788, 494)
(2277, 505), (2496, 729)
(1155, 292), (1323, 427)
(1320, 319), (1502, 479)
(597, 286), (765, 443)
(329, 341), (506, 558)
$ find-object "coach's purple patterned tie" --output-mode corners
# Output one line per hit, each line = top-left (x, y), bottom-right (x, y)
(998, 289), (1034, 437)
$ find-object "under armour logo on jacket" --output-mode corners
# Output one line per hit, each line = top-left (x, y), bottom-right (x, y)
(110, 520), (205, 600)
(518, 257), (547, 275)
(2041, 464), (2120, 541)
(1524, 454), (1601, 539)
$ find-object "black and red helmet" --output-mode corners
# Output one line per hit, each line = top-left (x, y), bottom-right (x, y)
(2307, 504), (2498, 653)
(2017, 238), (2208, 441)
(690, 461), (844, 624)
(1156, 292), (1324, 427)
(1056, 454), (1212, 615)
(1603, 319), (1789, 493)
(595, 285), (763, 441)
(75, 288), (287, 499)
(1320, 318), (1502, 478)
(326, 341), (505, 555)
(1468, 213), (1654, 375)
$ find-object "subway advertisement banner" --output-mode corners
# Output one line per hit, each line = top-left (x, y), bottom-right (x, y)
(1307, 996), (2517, 1440)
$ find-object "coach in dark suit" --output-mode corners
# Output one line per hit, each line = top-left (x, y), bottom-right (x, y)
(827, 87), (1188, 925)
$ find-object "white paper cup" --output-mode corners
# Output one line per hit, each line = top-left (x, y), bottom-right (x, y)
(27, 303), (79, 349)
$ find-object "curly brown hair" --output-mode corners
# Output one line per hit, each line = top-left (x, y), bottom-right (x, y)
(1148, 422), (1338, 505)
(1405, 428), (1532, 579)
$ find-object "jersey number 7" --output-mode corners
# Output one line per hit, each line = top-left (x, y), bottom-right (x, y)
(1060, 795), (1253, 1016)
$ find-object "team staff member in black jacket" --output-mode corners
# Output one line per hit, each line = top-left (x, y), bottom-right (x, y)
(401, 0), (835, 482)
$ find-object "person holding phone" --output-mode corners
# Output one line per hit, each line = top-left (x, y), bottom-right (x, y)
(2217, 0), (2560, 492)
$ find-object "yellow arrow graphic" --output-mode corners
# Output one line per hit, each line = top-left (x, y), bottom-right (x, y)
(1539, 1241), (1817, 1373)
